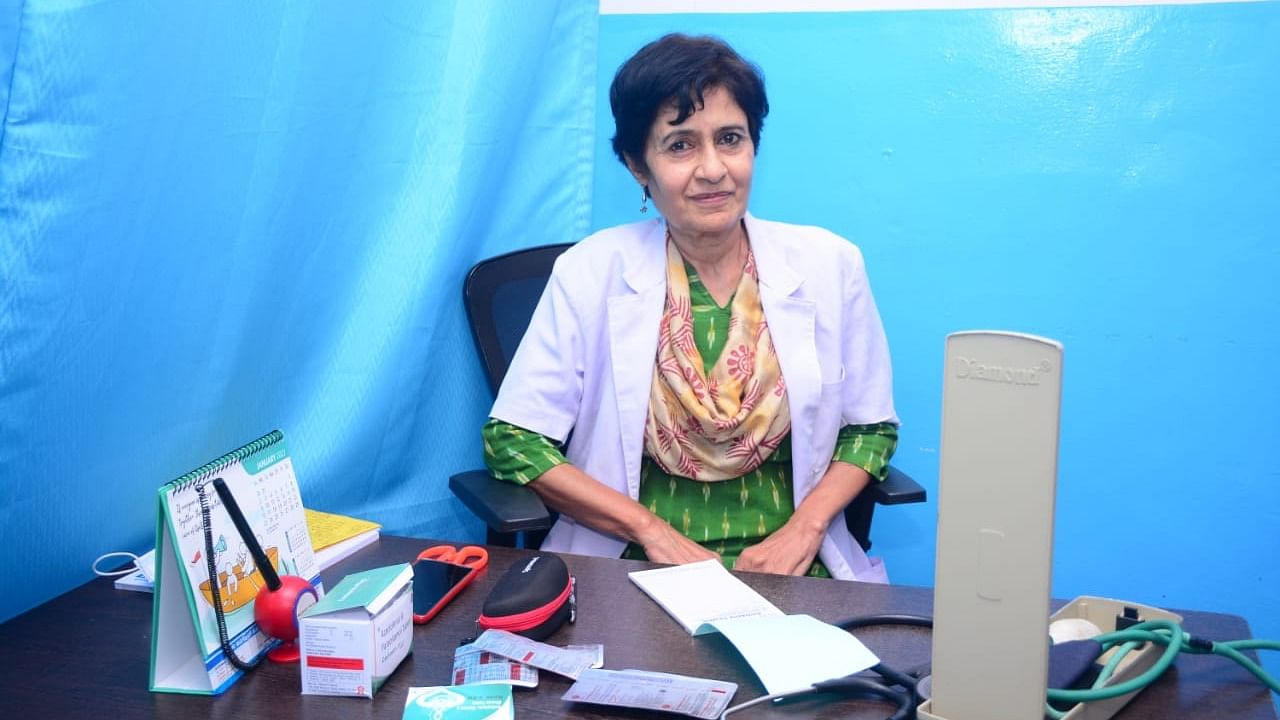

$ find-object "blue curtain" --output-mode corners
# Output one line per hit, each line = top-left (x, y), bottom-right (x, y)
(0, 0), (597, 622)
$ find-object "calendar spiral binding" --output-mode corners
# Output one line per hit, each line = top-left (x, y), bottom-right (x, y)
(168, 430), (285, 493)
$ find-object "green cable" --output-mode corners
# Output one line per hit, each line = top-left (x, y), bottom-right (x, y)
(1213, 643), (1280, 693)
(1093, 639), (1144, 687)
(1045, 618), (1280, 716)
(1225, 639), (1280, 652)
(1047, 619), (1185, 703)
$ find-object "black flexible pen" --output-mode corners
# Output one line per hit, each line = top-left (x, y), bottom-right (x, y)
(211, 477), (282, 591)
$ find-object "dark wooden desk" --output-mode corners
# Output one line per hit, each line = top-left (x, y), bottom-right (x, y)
(1, 536), (1273, 719)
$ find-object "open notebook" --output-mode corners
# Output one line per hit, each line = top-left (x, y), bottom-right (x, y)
(628, 559), (879, 694)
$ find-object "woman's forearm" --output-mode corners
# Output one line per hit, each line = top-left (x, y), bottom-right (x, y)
(529, 463), (656, 542)
(530, 463), (719, 565)
(789, 460), (872, 537)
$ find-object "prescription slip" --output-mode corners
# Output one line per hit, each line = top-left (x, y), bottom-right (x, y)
(300, 563), (413, 698)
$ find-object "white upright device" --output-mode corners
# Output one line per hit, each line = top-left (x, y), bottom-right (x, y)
(918, 331), (1063, 720)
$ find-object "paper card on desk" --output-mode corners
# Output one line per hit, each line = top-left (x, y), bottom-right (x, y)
(114, 568), (155, 593)
(469, 629), (597, 679)
(702, 613), (879, 695)
(628, 559), (783, 635)
(566, 643), (605, 669)
(563, 668), (737, 719)
(113, 548), (158, 593)
(403, 685), (513, 720)
(452, 644), (539, 687)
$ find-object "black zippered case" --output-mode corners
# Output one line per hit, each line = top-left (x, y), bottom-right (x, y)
(477, 553), (576, 640)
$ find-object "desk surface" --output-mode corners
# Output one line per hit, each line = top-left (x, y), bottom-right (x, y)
(1, 536), (1273, 719)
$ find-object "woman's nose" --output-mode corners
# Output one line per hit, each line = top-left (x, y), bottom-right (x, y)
(694, 147), (727, 182)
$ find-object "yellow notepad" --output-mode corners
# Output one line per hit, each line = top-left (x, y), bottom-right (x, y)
(304, 508), (381, 570)
(305, 508), (380, 550)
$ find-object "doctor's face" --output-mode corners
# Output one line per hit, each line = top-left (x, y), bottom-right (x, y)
(630, 86), (754, 245)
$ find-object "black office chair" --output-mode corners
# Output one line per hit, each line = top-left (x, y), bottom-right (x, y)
(448, 243), (926, 552)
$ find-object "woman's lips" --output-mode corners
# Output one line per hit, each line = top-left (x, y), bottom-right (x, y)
(690, 191), (733, 205)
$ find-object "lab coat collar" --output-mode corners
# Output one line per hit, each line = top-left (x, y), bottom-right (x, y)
(744, 213), (803, 297)
(622, 219), (668, 294)
(625, 213), (805, 298)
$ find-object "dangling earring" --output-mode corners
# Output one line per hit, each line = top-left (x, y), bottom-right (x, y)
(639, 185), (649, 214)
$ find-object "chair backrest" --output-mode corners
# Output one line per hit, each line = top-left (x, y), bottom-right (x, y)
(463, 243), (574, 395)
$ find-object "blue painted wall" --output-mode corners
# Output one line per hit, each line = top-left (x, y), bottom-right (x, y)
(594, 4), (1280, 653)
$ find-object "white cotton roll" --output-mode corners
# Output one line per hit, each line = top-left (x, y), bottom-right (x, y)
(1050, 617), (1104, 644)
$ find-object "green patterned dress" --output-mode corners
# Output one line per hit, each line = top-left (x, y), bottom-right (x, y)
(483, 264), (897, 576)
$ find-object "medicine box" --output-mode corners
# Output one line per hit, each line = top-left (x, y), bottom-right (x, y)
(402, 685), (514, 720)
(300, 562), (414, 698)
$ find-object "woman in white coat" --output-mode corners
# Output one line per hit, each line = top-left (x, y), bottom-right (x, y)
(483, 33), (898, 582)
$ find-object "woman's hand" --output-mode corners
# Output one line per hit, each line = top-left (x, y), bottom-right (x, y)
(634, 516), (721, 566)
(733, 517), (825, 575)
(734, 460), (872, 576)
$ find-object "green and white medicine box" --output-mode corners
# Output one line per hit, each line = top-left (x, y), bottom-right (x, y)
(299, 562), (413, 698)
(402, 685), (514, 720)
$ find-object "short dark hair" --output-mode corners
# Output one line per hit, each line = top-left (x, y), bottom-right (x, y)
(609, 34), (768, 175)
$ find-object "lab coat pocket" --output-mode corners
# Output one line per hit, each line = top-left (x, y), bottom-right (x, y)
(819, 363), (846, 385)
(814, 371), (845, 449)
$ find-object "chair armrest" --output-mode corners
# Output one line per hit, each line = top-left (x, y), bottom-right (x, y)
(449, 470), (554, 534)
(843, 464), (926, 552)
(867, 465), (927, 506)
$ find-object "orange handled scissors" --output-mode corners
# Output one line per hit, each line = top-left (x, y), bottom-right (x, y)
(412, 544), (489, 624)
(417, 544), (489, 571)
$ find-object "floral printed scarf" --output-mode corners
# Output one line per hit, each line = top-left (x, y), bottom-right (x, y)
(643, 236), (791, 481)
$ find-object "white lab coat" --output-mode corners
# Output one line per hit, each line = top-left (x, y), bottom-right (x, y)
(490, 213), (898, 582)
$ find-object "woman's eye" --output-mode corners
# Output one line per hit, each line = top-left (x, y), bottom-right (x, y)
(668, 140), (692, 153)
(719, 132), (742, 146)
